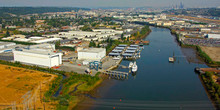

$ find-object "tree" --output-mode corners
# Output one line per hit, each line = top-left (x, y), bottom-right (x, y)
(127, 36), (129, 41)
(5, 28), (10, 37)
(121, 33), (124, 40)
(55, 41), (61, 49)
(81, 25), (92, 31)
(89, 40), (96, 47)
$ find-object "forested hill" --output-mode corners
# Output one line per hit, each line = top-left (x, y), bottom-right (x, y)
(0, 7), (90, 16)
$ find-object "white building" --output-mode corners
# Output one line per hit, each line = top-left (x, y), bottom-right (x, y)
(78, 48), (106, 61)
(201, 28), (211, 33)
(0, 42), (16, 53)
(13, 49), (62, 67)
(93, 29), (115, 33)
(31, 38), (62, 44)
(206, 34), (220, 39)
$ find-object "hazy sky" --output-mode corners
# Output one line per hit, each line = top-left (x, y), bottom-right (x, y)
(0, 0), (219, 8)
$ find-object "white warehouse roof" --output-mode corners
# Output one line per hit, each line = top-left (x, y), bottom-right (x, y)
(32, 38), (62, 43)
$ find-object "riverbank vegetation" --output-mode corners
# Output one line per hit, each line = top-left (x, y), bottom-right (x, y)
(131, 25), (151, 40)
(46, 72), (102, 110)
(0, 59), (102, 110)
(170, 28), (220, 67)
(200, 72), (220, 109)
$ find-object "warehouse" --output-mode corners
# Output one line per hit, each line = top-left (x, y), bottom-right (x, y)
(78, 48), (106, 61)
(13, 49), (62, 67)
(32, 38), (62, 44)
(0, 42), (16, 53)
(0, 42), (16, 49)
(206, 34), (220, 39)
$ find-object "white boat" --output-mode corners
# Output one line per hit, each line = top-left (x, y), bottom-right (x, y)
(113, 56), (121, 60)
(129, 62), (133, 68)
(132, 62), (138, 72)
(169, 57), (174, 62)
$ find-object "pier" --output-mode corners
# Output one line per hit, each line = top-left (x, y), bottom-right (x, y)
(103, 70), (129, 79)
(195, 67), (220, 74)
(108, 44), (143, 60)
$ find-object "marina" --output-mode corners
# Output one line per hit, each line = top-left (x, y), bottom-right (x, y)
(108, 44), (143, 60)
(78, 27), (214, 110)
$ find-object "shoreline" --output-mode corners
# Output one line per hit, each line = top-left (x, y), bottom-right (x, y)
(74, 25), (218, 110)
(74, 26), (152, 110)
(155, 25), (220, 109)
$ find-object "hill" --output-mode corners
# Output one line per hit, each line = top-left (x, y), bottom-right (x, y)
(0, 7), (90, 16)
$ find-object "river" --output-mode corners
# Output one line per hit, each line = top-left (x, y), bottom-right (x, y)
(75, 27), (214, 110)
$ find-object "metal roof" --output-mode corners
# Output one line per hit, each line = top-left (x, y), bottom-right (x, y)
(109, 53), (120, 56)
(122, 53), (133, 56)
(115, 47), (125, 50)
(118, 44), (128, 47)
(125, 50), (136, 53)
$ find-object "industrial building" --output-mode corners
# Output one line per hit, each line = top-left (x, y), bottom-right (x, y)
(78, 48), (106, 61)
(0, 42), (16, 53)
(13, 49), (62, 67)
(206, 34), (220, 39)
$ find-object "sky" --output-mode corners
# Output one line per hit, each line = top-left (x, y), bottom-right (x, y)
(0, 0), (219, 8)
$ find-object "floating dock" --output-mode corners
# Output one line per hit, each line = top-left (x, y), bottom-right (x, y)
(103, 70), (129, 79)
(194, 67), (220, 74)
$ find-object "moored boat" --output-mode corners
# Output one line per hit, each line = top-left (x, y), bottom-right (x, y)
(132, 61), (138, 72)
(169, 57), (174, 62)
(129, 62), (133, 68)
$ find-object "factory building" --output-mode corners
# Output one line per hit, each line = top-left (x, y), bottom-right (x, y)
(0, 42), (16, 53)
(13, 49), (62, 67)
(206, 34), (220, 39)
(78, 48), (106, 61)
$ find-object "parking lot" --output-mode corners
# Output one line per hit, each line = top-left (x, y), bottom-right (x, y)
(183, 38), (220, 47)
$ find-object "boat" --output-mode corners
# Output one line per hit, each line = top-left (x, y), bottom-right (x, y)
(169, 57), (175, 62)
(132, 62), (138, 72)
(113, 56), (121, 60)
(169, 51), (175, 62)
(129, 62), (133, 68)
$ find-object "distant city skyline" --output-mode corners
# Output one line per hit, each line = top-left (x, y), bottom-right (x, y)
(0, 0), (219, 8)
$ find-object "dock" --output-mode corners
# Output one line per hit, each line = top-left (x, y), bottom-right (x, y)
(103, 70), (129, 79)
(200, 68), (220, 73)
(195, 67), (220, 74)
(108, 44), (143, 60)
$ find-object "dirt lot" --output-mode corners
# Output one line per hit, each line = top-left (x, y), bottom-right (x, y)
(201, 46), (220, 62)
(0, 64), (57, 109)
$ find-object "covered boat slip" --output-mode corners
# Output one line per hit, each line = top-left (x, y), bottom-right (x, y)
(118, 44), (128, 47)
(124, 50), (136, 53)
(122, 53), (133, 57)
(112, 49), (123, 53)
(130, 45), (139, 48)
(127, 47), (138, 50)
(115, 46), (125, 50)
(108, 44), (142, 59)
(109, 52), (120, 56)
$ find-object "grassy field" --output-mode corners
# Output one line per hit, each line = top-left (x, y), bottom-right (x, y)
(201, 46), (220, 62)
(0, 64), (57, 109)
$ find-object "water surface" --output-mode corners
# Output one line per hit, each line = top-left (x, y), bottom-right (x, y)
(76, 27), (214, 110)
